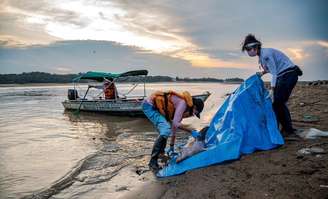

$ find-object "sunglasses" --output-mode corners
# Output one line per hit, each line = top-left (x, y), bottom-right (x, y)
(245, 47), (256, 51)
(244, 42), (259, 51)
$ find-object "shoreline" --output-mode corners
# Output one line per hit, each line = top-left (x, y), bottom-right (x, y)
(17, 82), (328, 199)
(118, 83), (328, 199)
(0, 80), (325, 88)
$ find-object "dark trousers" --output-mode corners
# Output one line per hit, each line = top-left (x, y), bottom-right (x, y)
(273, 71), (298, 133)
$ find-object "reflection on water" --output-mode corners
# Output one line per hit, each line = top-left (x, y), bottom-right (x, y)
(0, 83), (238, 198)
(63, 111), (151, 141)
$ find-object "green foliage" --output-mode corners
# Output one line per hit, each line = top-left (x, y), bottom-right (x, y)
(0, 72), (244, 84)
(176, 77), (224, 82)
(0, 72), (79, 84)
(224, 78), (244, 83)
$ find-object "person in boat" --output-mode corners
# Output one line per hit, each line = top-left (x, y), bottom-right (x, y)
(103, 78), (118, 100)
(241, 34), (303, 136)
(142, 90), (204, 171)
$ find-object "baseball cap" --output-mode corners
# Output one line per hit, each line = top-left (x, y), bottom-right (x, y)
(192, 98), (204, 119)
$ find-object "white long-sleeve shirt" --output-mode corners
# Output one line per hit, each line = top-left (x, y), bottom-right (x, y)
(259, 48), (295, 87)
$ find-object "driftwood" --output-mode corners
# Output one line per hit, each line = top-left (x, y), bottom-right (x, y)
(307, 80), (328, 86)
(293, 119), (320, 124)
(299, 100), (321, 106)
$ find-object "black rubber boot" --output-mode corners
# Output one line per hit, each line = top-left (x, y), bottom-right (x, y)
(159, 137), (167, 155)
(149, 135), (167, 172)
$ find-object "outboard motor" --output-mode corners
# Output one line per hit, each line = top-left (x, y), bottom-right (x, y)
(68, 89), (79, 100)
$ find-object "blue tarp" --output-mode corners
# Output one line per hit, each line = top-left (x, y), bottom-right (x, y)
(157, 74), (284, 177)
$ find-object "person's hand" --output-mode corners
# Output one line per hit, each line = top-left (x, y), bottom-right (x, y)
(167, 145), (175, 156)
(267, 89), (274, 103)
(256, 71), (264, 77)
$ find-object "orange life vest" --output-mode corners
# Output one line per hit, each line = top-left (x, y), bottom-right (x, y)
(151, 90), (193, 121)
(104, 83), (116, 99)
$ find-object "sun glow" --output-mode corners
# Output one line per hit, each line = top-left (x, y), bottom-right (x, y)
(2, 0), (247, 68)
(286, 48), (308, 60)
(317, 41), (328, 48)
(173, 50), (248, 68)
(41, 1), (189, 53)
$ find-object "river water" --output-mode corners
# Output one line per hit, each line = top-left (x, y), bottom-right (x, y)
(0, 82), (238, 199)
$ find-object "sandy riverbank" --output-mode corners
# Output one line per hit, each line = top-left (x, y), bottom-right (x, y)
(118, 83), (328, 199)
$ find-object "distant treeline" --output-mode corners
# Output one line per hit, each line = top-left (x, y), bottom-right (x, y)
(0, 72), (244, 84)
(0, 72), (78, 84)
(176, 77), (244, 83)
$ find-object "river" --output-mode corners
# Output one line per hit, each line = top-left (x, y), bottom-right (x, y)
(0, 82), (238, 198)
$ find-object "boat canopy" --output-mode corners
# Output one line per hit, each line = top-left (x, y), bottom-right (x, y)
(73, 70), (148, 82)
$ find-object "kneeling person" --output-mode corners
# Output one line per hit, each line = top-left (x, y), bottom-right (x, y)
(142, 90), (204, 171)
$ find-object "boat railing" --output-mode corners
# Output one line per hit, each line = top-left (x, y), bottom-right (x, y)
(119, 95), (146, 99)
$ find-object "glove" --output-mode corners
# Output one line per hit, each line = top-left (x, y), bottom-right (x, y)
(166, 145), (176, 157)
(266, 89), (274, 103)
(191, 130), (200, 138)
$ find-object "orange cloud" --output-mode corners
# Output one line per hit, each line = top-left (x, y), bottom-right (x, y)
(286, 48), (308, 60)
(317, 41), (328, 48)
(56, 67), (72, 73)
(171, 49), (248, 68)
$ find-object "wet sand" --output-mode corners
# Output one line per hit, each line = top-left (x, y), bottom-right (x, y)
(120, 83), (328, 199)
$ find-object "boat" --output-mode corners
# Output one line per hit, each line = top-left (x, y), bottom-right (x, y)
(62, 70), (211, 116)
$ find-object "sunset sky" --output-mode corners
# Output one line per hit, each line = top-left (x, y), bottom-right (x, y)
(0, 0), (327, 80)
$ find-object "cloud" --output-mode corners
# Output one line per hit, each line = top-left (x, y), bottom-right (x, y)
(286, 48), (309, 61)
(0, 0), (270, 68)
(0, 0), (327, 79)
(55, 67), (73, 74)
(317, 41), (328, 49)
(300, 43), (328, 80)
(0, 40), (254, 79)
(0, 1), (59, 46)
(1, 0), (87, 27)
(268, 40), (328, 80)
(108, 0), (328, 68)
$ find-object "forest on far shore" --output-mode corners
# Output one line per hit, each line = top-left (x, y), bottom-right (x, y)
(0, 72), (244, 84)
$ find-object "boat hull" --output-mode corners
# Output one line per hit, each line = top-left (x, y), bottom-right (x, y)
(62, 92), (211, 116)
(62, 98), (145, 116)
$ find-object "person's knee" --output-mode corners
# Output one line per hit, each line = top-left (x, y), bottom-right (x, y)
(158, 124), (171, 137)
(142, 102), (150, 114)
(158, 134), (168, 139)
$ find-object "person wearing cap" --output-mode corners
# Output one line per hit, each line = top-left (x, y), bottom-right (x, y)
(241, 34), (303, 136)
(142, 90), (204, 171)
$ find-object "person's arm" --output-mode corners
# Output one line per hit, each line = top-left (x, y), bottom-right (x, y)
(261, 70), (268, 76)
(113, 83), (118, 99)
(264, 52), (277, 88)
(264, 53), (277, 100)
(256, 70), (268, 77)
(270, 74), (277, 88)
(170, 98), (187, 146)
(170, 124), (195, 149)
(269, 86), (275, 102)
(258, 58), (269, 76)
(258, 49), (270, 75)
(169, 133), (176, 149)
